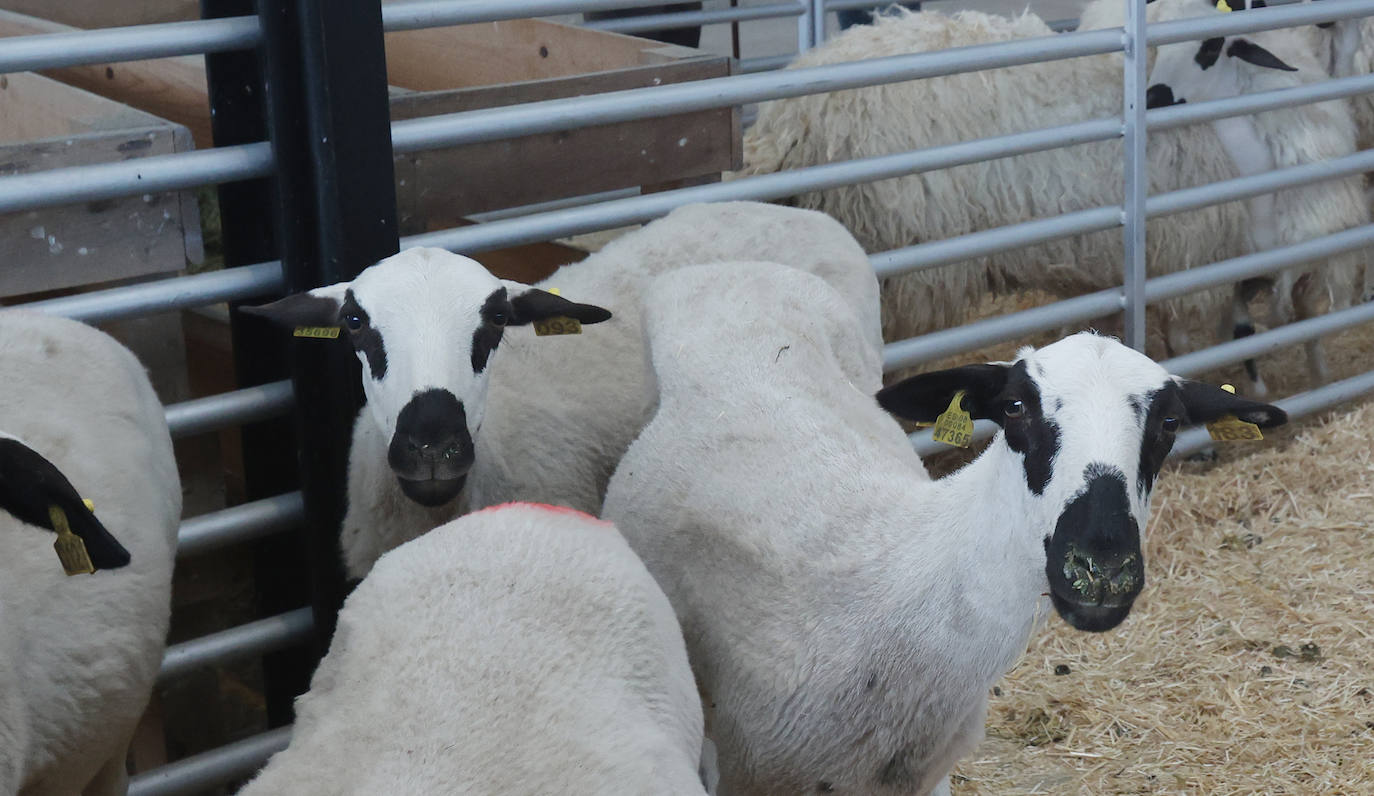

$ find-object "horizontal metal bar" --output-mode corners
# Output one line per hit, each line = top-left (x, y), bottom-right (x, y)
(871, 206), (1122, 278)
(1148, 148), (1374, 219)
(0, 15), (260, 74)
(381, 0), (681, 31)
(911, 419), (999, 457)
(0, 143), (274, 216)
(159, 607), (315, 681)
(585, 2), (804, 33)
(404, 118), (1122, 253)
(165, 381), (295, 439)
(128, 727), (292, 796)
(177, 492), (305, 559)
(25, 262), (285, 325)
(389, 27), (1124, 153)
(1163, 301), (1374, 377)
(740, 53), (796, 73)
(1171, 367), (1374, 457)
(1148, 73), (1374, 133)
(1146, 0), (1374, 47)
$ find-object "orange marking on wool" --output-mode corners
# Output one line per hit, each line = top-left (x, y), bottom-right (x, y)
(474, 502), (612, 526)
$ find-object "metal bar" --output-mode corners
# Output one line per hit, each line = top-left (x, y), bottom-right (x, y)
(24, 261), (284, 325)
(0, 143), (274, 216)
(159, 607), (315, 681)
(911, 419), (999, 457)
(1149, 73), (1374, 133)
(585, 2), (803, 33)
(798, 0), (814, 52)
(127, 727), (292, 796)
(1149, 149), (1374, 218)
(0, 15), (260, 74)
(389, 27), (1124, 153)
(740, 53), (796, 73)
(1122, 0), (1148, 351)
(403, 118), (1123, 253)
(812, 0), (827, 46)
(381, 0), (689, 31)
(178, 492), (306, 559)
(1171, 368), (1374, 458)
(1146, 0), (1374, 46)
(164, 381), (295, 439)
(1163, 301), (1374, 377)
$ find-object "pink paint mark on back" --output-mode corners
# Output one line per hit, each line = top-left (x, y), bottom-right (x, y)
(474, 501), (613, 526)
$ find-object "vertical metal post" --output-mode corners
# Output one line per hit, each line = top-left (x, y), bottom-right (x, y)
(1122, 0), (1149, 350)
(811, 0), (828, 47)
(797, 0), (815, 52)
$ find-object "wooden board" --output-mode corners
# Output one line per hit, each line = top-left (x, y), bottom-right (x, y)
(0, 72), (201, 298)
(0, 10), (212, 147)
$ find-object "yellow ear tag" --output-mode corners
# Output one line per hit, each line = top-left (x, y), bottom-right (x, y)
(49, 505), (95, 576)
(532, 286), (582, 337)
(931, 390), (975, 448)
(1216, 0), (1233, 11)
(1205, 384), (1264, 442)
(293, 326), (340, 339)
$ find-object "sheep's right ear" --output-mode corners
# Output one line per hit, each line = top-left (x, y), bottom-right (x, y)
(875, 364), (1010, 424)
(501, 281), (612, 326)
(240, 283), (350, 328)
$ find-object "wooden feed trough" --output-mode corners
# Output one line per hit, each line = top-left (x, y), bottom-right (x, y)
(0, 71), (202, 299)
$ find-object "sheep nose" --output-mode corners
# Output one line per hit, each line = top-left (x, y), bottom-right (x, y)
(403, 431), (465, 462)
(1062, 549), (1143, 605)
(1145, 84), (1180, 109)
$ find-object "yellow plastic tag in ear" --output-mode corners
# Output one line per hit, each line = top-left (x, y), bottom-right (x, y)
(931, 390), (974, 448)
(548, 288), (561, 296)
(1205, 384), (1264, 442)
(49, 505), (95, 576)
(293, 326), (341, 339)
(1216, 0), (1233, 11)
(82, 499), (94, 511)
(533, 287), (581, 336)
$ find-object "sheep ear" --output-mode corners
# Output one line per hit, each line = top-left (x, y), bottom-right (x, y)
(1176, 380), (1288, 428)
(0, 437), (131, 571)
(501, 281), (612, 326)
(240, 283), (350, 328)
(875, 364), (1010, 423)
(1227, 38), (1298, 71)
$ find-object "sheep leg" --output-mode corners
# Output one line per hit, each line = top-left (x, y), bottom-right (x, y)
(1292, 273), (1332, 387)
(1228, 281), (1268, 399)
(929, 776), (953, 796)
(80, 747), (129, 796)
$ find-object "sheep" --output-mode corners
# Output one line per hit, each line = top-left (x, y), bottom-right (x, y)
(601, 261), (1287, 795)
(0, 310), (181, 796)
(246, 201), (882, 579)
(237, 501), (708, 795)
(739, 1), (1368, 389)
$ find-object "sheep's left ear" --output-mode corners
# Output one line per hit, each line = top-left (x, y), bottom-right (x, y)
(1227, 38), (1298, 71)
(501, 282), (612, 326)
(876, 363), (1011, 424)
(240, 282), (350, 327)
(1177, 380), (1288, 427)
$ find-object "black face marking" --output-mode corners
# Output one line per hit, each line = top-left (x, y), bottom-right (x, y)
(1128, 394), (1147, 422)
(342, 289), (387, 380)
(388, 388), (474, 505)
(1045, 465), (1144, 633)
(0, 438), (131, 570)
(997, 362), (1060, 496)
(472, 288), (511, 374)
(1196, 36), (1225, 70)
(1146, 83), (1181, 109)
(1136, 384), (1184, 497)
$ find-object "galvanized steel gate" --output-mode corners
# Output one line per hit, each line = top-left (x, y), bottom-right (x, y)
(3, 0), (1374, 791)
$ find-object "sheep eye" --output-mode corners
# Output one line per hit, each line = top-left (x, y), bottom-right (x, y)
(1004, 400), (1026, 419)
(343, 314), (364, 332)
(1161, 416), (1180, 433)
(490, 312), (508, 327)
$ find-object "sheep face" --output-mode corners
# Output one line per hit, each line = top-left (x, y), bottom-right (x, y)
(1144, 0), (1300, 110)
(243, 247), (611, 507)
(877, 333), (1286, 632)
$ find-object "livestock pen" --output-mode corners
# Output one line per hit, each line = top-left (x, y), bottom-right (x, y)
(1, 0), (1373, 792)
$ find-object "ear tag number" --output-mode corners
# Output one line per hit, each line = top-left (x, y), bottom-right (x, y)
(533, 287), (582, 337)
(1206, 384), (1264, 442)
(293, 326), (340, 339)
(49, 505), (95, 576)
(931, 390), (974, 448)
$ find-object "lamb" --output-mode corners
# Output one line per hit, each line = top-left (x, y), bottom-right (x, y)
(0, 310), (181, 796)
(739, 1), (1367, 387)
(601, 261), (1286, 795)
(237, 502), (709, 795)
(247, 201), (881, 579)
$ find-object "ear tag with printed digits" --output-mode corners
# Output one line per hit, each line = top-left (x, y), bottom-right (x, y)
(1205, 384), (1264, 442)
(50, 505), (95, 576)
(931, 390), (974, 448)
(293, 326), (340, 339)
(533, 287), (582, 337)
(1216, 0), (1233, 11)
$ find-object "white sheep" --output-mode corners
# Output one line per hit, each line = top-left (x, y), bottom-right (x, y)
(740, 1), (1367, 388)
(247, 201), (882, 579)
(0, 310), (180, 796)
(601, 261), (1286, 795)
(237, 502), (708, 795)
